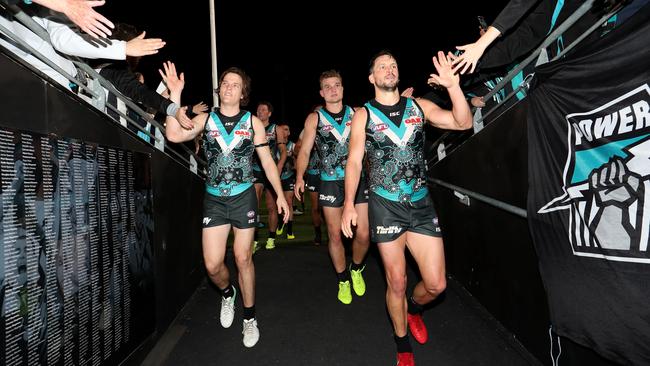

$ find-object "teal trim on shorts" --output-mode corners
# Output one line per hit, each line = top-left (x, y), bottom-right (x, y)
(206, 182), (253, 197)
(373, 181), (428, 202)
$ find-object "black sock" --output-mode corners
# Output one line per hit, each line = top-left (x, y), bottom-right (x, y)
(350, 261), (364, 271)
(243, 305), (256, 321)
(314, 226), (321, 242)
(408, 296), (424, 315)
(220, 284), (234, 299)
(337, 270), (350, 283)
(268, 231), (276, 239)
(394, 334), (412, 353)
(287, 220), (293, 235)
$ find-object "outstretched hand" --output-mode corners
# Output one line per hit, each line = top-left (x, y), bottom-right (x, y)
(452, 41), (485, 74)
(61, 0), (114, 39)
(401, 87), (415, 98)
(126, 31), (165, 57)
(428, 51), (460, 89)
(192, 102), (209, 114)
(158, 61), (184, 94)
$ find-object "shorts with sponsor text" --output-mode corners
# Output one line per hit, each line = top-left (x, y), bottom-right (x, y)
(203, 186), (258, 229)
(281, 175), (295, 192)
(368, 192), (441, 243)
(319, 178), (369, 208)
(306, 173), (320, 192)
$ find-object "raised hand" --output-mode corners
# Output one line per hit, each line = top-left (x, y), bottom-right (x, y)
(589, 157), (639, 204)
(158, 61), (184, 94)
(428, 51), (460, 89)
(126, 31), (165, 57)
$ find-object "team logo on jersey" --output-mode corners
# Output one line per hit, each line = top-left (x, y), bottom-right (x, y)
(539, 84), (650, 264)
(247, 210), (256, 218)
(366, 99), (420, 145)
(319, 107), (352, 142)
(371, 123), (388, 132)
(405, 117), (423, 125)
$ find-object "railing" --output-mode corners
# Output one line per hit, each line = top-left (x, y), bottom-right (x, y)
(429, 0), (624, 165)
(428, 0), (624, 216)
(0, 1), (206, 177)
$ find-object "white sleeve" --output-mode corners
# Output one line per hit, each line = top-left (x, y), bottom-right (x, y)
(45, 17), (126, 60)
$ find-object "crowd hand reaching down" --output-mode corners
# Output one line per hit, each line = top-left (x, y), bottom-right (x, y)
(452, 26), (501, 74)
(126, 31), (165, 57)
(428, 51), (460, 89)
(158, 61), (193, 130)
(60, 0), (114, 39)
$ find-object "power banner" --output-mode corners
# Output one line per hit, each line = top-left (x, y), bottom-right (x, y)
(527, 5), (650, 365)
(0, 127), (155, 366)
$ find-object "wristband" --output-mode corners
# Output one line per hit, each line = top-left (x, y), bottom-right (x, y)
(166, 103), (180, 117)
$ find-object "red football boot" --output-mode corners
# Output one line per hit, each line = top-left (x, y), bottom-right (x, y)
(396, 352), (415, 366)
(407, 313), (428, 344)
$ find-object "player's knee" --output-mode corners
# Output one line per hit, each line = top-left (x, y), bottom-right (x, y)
(327, 231), (342, 246)
(424, 276), (446, 297)
(204, 261), (225, 277)
(354, 229), (370, 245)
(234, 251), (252, 268)
(386, 272), (407, 295)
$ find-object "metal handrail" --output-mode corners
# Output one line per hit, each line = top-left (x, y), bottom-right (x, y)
(0, 2), (207, 173)
(479, 0), (596, 104)
(430, 0), (623, 165)
(429, 178), (527, 218)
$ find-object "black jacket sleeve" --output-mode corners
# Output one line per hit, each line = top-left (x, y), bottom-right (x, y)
(99, 64), (172, 115)
(491, 0), (543, 34)
(480, 2), (553, 70)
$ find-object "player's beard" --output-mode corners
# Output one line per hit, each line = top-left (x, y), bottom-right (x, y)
(376, 78), (398, 92)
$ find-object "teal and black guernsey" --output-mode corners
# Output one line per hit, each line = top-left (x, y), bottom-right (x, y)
(202, 109), (255, 197)
(278, 140), (295, 179)
(364, 97), (428, 202)
(252, 123), (278, 171)
(307, 147), (320, 175)
(315, 105), (354, 181)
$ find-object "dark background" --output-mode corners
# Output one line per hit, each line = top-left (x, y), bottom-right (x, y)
(103, 1), (509, 138)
